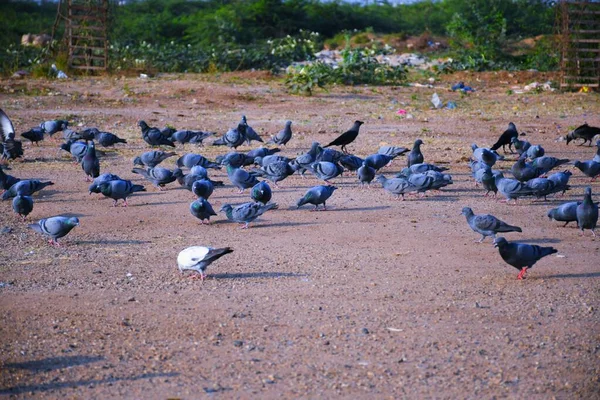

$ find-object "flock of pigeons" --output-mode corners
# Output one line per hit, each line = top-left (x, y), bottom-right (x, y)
(1, 106), (599, 281)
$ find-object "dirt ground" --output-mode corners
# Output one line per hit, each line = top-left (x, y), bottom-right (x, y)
(0, 71), (599, 399)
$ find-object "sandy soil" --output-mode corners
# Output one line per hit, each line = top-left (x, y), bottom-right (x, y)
(0, 71), (599, 399)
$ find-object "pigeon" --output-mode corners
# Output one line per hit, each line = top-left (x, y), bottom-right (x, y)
(471, 144), (503, 167)
(376, 175), (416, 200)
(400, 170), (453, 193)
(511, 156), (544, 182)
(511, 136), (531, 155)
(254, 155), (292, 167)
(268, 120), (292, 146)
(461, 207), (522, 242)
(323, 121), (364, 153)
(213, 121), (247, 148)
(40, 120), (68, 136)
(132, 167), (183, 190)
(315, 147), (344, 163)
(293, 142), (321, 176)
(339, 154), (364, 172)
(491, 122), (519, 153)
(594, 140), (600, 163)
(296, 185), (337, 211)
(407, 139), (424, 167)
(246, 147), (280, 162)
(252, 161), (296, 185)
(0, 108), (24, 160)
(29, 216), (79, 246)
(403, 163), (449, 175)
(378, 145), (409, 158)
(357, 162), (376, 187)
(60, 140), (87, 163)
(189, 197), (217, 224)
(220, 201), (278, 228)
(241, 115), (263, 145)
(138, 121), (175, 147)
(224, 161), (259, 193)
(98, 179), (146, 206)
(547, 170), (572, 195)
(218, 152), (252, 168)
(531, 156), (569, 174)
(576, 187), (598, 236)
(565, 123), (600, 146)
(574, 160), (600, 181)
(481, 169), (498, 197)
(177, 246), (233, 280)
(364, 154), (393, 170)
(525, 178), (566, 200)
(191, 179), (214, 199)
(525, 144), (544, 159)
(62, 128), (82, 142)
(251, 181), (272, 204)
(176, 153), (220, 170)
(79, 127), (99, 141)
(0, 167), (20, 192)
(493, 237), (557, 279)
(2, 179), (54, 200)
(94, 131), (127, 147)
(548, 201), (581, 227)
(160, 126), (177, 138)
(88, 173), (122, 194)
(309, 161), (343, 182)
(494, 172), (534, 203)
(133, 151), (177, 168)
(189, 166), (209, 179)
(12, 194), (33, 220)
(171, 130), (213, 146)
(81, 141), (100, 181)
(21, 127), (45, 145)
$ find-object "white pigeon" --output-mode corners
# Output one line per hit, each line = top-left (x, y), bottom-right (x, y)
(177, 246), (233, 281)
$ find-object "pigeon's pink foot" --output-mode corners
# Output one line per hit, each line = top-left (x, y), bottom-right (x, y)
(516, 268), (527, 280)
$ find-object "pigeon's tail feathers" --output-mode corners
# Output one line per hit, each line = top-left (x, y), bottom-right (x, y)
(117, 138), (127, 144)
(539, 246), (558, 258)
(498, 224), (522, 233)
(131, 168), (151, 179)
(131, 184), (146, 193)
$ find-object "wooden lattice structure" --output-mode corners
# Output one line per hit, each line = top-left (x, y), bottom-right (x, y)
(559, 0), (600, 90)
(66, 0), (109, 71)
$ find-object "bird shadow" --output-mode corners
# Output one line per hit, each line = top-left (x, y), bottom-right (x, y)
(543, 272), (600, 279)
(252, 221), (317, 228)
(327, 205), (391, 212)
(517, 237), (562, 244)
(4, 355), (104, 372)
(211, 271), (308, 280)
(133, 201), (188, 206)
(76, 239), (150, 245)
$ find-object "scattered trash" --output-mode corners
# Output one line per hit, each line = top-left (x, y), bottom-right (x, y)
(0, 282), (12, 288)
(10, 70), (28, 79)
(451, 81), (475, 92)
(431, 92), (443, 109)
(446, 101), (457, 110)
(396, 109), (407, 115)
(139, 73), (149, 79)
(523, 81), (554, 92)
(579, 86), (589, 93)
(51, 64), (68, 79)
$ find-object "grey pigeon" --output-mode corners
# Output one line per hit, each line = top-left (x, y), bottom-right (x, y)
(255, 154), (292, 167)
(490, 122), (519, 153)
(357, 162), (376, 187)
(213, 121), (247, 148)
(407, 139), (424, 167)
(576, 187), (598, 236)
(316, 147), (344, 164)
(60, 140), (87, 163)
(525, 178), (566, 200)
(548, 201), (580, 227)
(0, 167), (20, 192)
(40, 120), (68, 136)
(310, 161), (343, 182)
(253, 161), (296, 185)
(525, 144), (544, 159)
(191, 179), (214, 199)
(81, 141), (100, 181)
(323, 120), (363, 153)
(21, 127), (45, 145)
(218, 152), (252, 168)
(481, 168), (498, 197)
(511, 156), (543, 182)
(403, 163), (448, 175)
(224, 161), (259, 193)
(190, 197), (217, 224)
(29, 216), (79, 246)
(171, 130), (213, 146)
(176, 153), (220, 170)
(378, 145), (408, 158)
(547, 170), (572, 195)
(593, 140), (600, 163)
(574, 160), (600, 181)
(0, 108), (24, 160)
(296, 185), (337, 211)
(339, 154), (364, 172)
(241, 115), (263, 145)
(493, 237), (557, 279)
(177, 246), (233, 280)
(461, 207), (522, 242)
(98, 179), (146, 206)
(132, 167), (183, 190)
(471, 144), (503, 167)
(246, 147), (280, 161)
(2, 179), (54, 200)
(79, 127), (99, 141)
(565, 123), (600, 146)
(12, 194), (33, 220)
(268, 120), (292, 146)
(401, 170), (453, 193)
(220, 201), (278, 228)
(89, 173), (121, 194)
(494, 172), (534, 203)
(293, 142), (321, 176)
(94, 131), (127, 147)
(376, 175), (416, 200)
(62, 128), (81, 142)
(511, 136), (531, 155)
(251, 181), (272, 204)
(133, 151), (177, 168)
(531, 156), (569, 174)
(365, 154), (393, 170)
(138, 121), (175, 147)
